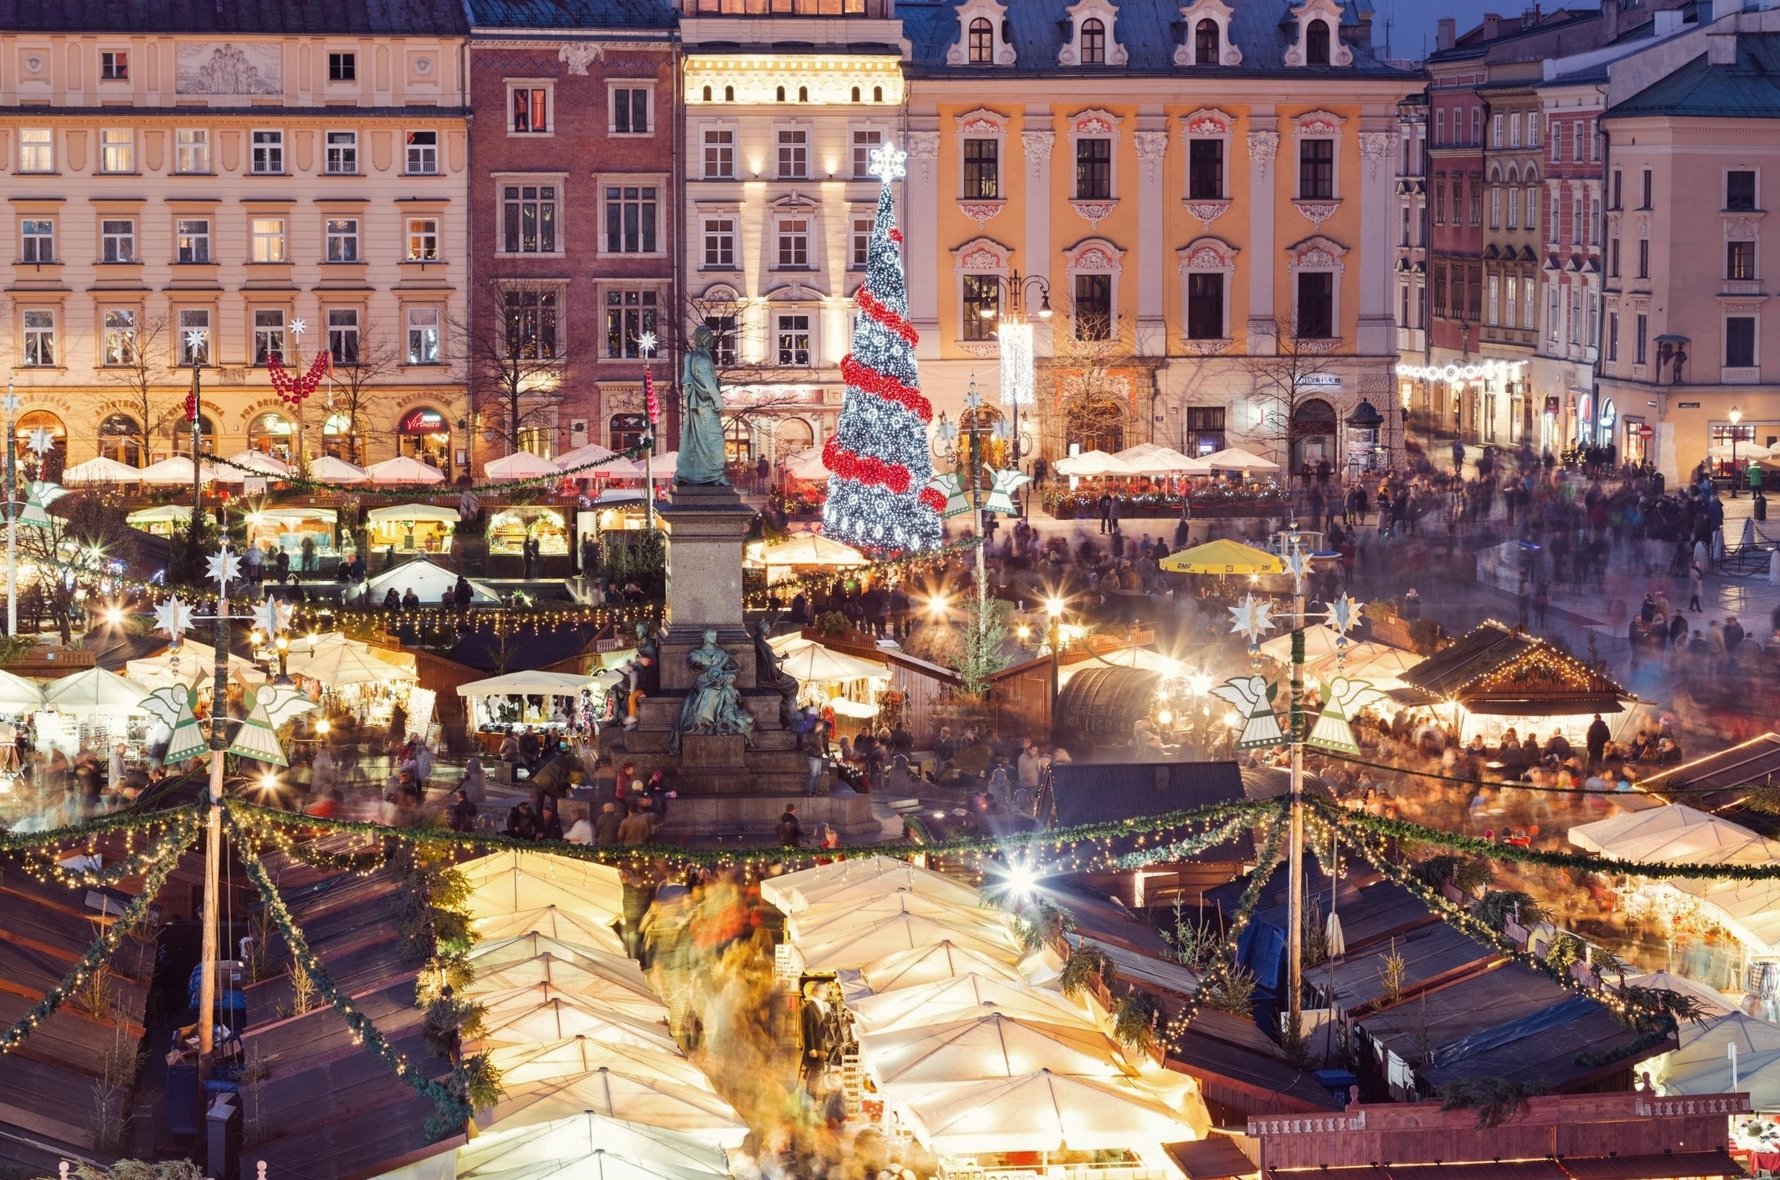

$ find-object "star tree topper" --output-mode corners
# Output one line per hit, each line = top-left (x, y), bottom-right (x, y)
(153, 597), (194, 640)
(868, 141), (907, 181)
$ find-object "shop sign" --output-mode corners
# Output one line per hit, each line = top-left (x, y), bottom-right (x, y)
(1677, 401), (1702, 409)
(399, 408), (447, 435)
(1295, 373), (1343, 389)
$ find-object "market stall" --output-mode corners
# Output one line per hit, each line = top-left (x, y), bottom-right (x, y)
(358, 559), (498, 607)
(362, 456), (445, 487)
(37, 667), (154, 756)
(366, 504), (459, 556)
(457, 669), (601, 751)
(61, 456), (140, 485)
(777, 641), (889, 734)
(748, 533), (868, 584)
(125, 639), (265, 691)
(246, 506), (338, 569)
(126, 504), (196, 537)
(486, 506), (573, 578)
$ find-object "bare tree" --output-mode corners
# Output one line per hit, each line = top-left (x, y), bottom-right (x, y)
(1043, 311), (1148, 458)
(100, 314), (179, 467)
(18, 492), (130, 643)
(318, 317), (400, 465)
(1238, 315), (1341, 469)
(456, 275), (573, 455)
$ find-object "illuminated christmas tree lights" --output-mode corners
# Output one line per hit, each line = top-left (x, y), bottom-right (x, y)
(822, 142), (944, 553)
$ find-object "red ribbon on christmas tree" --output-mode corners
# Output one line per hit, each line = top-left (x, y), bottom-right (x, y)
(267, 351), (331, 405)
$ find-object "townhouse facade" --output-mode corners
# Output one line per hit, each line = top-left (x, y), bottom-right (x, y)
(465, 0), (680, 468)
(0, 4), (471, 474)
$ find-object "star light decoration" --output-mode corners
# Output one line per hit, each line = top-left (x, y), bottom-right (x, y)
(184, 329), (208, 357)
(635, 331), (658, 358)
(153, 597), (194, 641)
(868, 141), (907, 182)
(254, 598), (293, 640)
(1227, 593), (1276, 649)
(207, 549), (242, 591)
(1, 391), (19, 416)
(288, 318), (307, 338)
(25, 428), (55, 458)
(1322, 592), (1363, 666)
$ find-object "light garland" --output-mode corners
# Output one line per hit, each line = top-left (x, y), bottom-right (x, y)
(998, 319), (1035, 410)
(18, 811), (201, 889)
(0, 819), (194, 1057)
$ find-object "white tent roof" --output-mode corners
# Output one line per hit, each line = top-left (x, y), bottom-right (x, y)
(1622, 972), (1738, 1019)
(366, 503), (461, 527)
(486, 452), (562, 480)
(789, 890), (1013, 944)
(362, 456), (447, 485)
(1200, 446), (1281, 473)
(307, 455), (369, 484)
(1260, 626), (1347, 665)
(466, 955), (666, 1021)
(128, 504), (196, 526)
(779, 448), (829, 481)
(61, 456), (142, 484)
(899, 1070), (1194, 1157)
(458, 671), (599, 699)
(42, 667), (154, 716)
(858, 1013), (1131, 1088)
(223, 449), (292, 477)
(136, 455), (223, 485)
(462, 850), (626, 924)
(1569, 804), (1766, 863)
(753, 533), (867, 569)
(1669, 877), (1780, 956)
(362, 559), (500, 606)
(794, 911), (1025, 973)
(0, 668), (45, 710)
(761, 855), (944, 914)
(842, 940), (1031, 1001)
(790, 866), (983, 917)
(557, 442), (618, 472)
(483, 1067), (747, 1148)
(1111, 443), (1211, 476)
(472, 904), (627, 953)
(475, 996), (681, 1055)
(777, 642), (888, 686)
(127, 640), (265, 690)
(486, 1037), (714, 1094)
(1052, 450), (1131, 478)
(1658, 1011), (1780, 1111)
(283, 642), (418, 688)
(845, 974), (1099, 1035)
(457, 1113), (732, 1180)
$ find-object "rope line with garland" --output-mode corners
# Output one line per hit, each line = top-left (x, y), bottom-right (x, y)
(0, 818), (195, 1057)
(19, 810), (203, 889)
(0, 807), (200, 853)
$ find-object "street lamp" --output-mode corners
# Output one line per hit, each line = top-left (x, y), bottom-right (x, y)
(1730, 406), (1744, 498)
(1044, 594), (1067, 740)
(3, 379), (17, 637)
(933, 380), (991, 609)
(273, 632), (291, 685)
(980, 271), (1052, 483)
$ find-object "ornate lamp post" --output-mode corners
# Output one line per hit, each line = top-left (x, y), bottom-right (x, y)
(4, 381), (17, 637)
(979, 271), (1053, 486)
(1730, 406), (1744, 498)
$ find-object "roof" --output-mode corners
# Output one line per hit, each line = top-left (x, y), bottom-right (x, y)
(0, 0), (467, 33)
(1169, 1007), (1346, 1116)
(1166, 1133), (1260, 1179)
(1637, 730), (1780, 835)
(1049, 759), (1246, 826)
(466, 0), (674, 29)
(1608, 35), (1780, 119)
(1397, 620), (1632, 715)
(1317, 922), (1501, 1015)
(898, 0), (1414, 78)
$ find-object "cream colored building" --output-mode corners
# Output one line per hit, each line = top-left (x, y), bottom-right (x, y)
(0, 14), (470, 477)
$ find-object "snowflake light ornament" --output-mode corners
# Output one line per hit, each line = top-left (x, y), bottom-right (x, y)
(206, 549), (241, 590)
(288, 318), (307, 338)
(868, 141), (907, 181)
(635, 331), (658, 357)
(0, 392), (18, 416)
(153, 597), (194, 640)
(184, 329), (208, 356)
(254, 598), (293, 639)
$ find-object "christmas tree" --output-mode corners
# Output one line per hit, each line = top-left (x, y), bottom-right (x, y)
(822, 143), (945, 553)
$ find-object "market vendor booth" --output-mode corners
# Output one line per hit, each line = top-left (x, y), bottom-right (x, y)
(366, 503), (458, 556)
(486, 506), (572, 578)
(457, 669), (606, 754)
(245, 506), (338, 570)
(126, 504), (196, 538)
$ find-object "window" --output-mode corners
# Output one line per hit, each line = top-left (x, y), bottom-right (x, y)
(968, 17), (994, 64)
(1298, 139), (1334, 200)
(21, 309), (54, 366)
(1470, 108), (1481, 146)
(176, 219), (210, 263)
(1727, 316), (1756, 368)
(1550, 122), (1562, 163)
(1452, 177), (1465, 223)
(1186, 406), (1226, 451)
(1609, 237), (1620, 278)
(1634, 312), (1648, 365)
(251, 218), (286, 263)
(406, 307), (440, 364)
(703, 129), (735, 179)
(327, 308), (360, 365)
(1507, 186), (1518, 229)
(406, 131), (438, 175)
(1435, 110), (1446, 147)
(1188, 138), (1224, 200)
(504, 288), (560, 359)
(99, 129), (134, 173)
(406, 218), (439, 262)
(1432, 263), (1447, 318)
(1305, 18), (1330, 65)
(1551, 191), (1563, 244)
(1297, 271), (1334, 338)
(101, 219), (135, 263)
(325, 131), (358, 174)
(851, 216), (872, 269)
(1073, 273), (1111, 340)
(100, 50), (128, 80)
(1546, 288), (1559, 342)
(777, 218), (810, 268)
(329, 52), (356, 82)
(511, 86), (550, 134)
(253, 309), (287, 365)
(1433, 178), (1446, 226)
(963, 137), (999, 198)
(1612, 168), (1623, 210)
(1729, 240), (1757, 281)
(1489, 185), (1501, 230)
(604, 185), (658, 254)
(1186, 272), (1224, 340)
(1727, 170), (1758, 212)
(777, 313), (812, 365)
(1509, 114), (1521, 148)
(703, 218), (736, 269)
(605, 289), (659, 358)
(1505, 275), (1518, 327)
(1606, 311), (1618, 361)
(1492, 114), (1504, 148)
(706, 315), (738, 366)
(1195, 19), (1220, 64)
(19, 128), (52, 173)
(612, 88), (650, 135)
(1572, 120), (1585, 162)
(1487, 274), (1500, 326)
(326, 218), (360, 263)
(962, 274), (999, 340)
(1640, 167), (1652, 209)
(1571, 195), (1582, 245)
(179, 309), (210, 365)
(1589, 196), (1599, 246)
(1079, 18), (1106, 65)
(1637, 238), (1649, 279)
(1470, 181), (1482, 225)
(501, 183), (558, 253)
(175, 129), (209, 174)
(102, 308), (136, 365)
(1075, 138), (1111, 200)
(852, 128), (883, 178)
(777, 129), (808, 179)
(251, 130), (284, 174)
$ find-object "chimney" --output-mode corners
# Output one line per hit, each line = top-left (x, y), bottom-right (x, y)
(1482, 14), (1502, 40)
(1708, 27), (1740, 65)
(1437, 17), (1457, 49)
(1601, 0), (1620, 43)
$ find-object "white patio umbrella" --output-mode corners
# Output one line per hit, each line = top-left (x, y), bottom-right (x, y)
(136, 455), (220, 486)
(776, 643), (888, 685)
(306, 455), (369, 484)
(222, 449), (292, 478)
(1568, 803), (1762, 863)
(1260, 626), (1346, 665)
(486, 452), (562, 480)
(1622, 971), (1738, 1019)
(43, 668), (155, 717)
(795, 911), (1025, 973)
(458, 1113), (732, 1180)
(646, 452), (679, 477)
(458, 670), (601, 699)
(0, 668), (45, 711)
(780, 448), (829, 481)
(362, 455), (446, 485)
(846, 974), (1099, 1035)
(557, 442), (618, 472)
(790, 889), (1013, 944)
(1711, 442), (1773, 462)
(474, 996), (681, 1055)
(1657, 1011), (1780, 1111)
(282, 641), (417, 688)
(847, 940), (1032, 999)
(754, 533), (868, 570)
(1112, 443), (1211, 476)
(1200, 446), (1282, 473)
(61, 456), (141, 485)
(900, 1070), (1195, 1157)
(859, 1013), (1131, 1089)
(1052, 450), (1131, 478)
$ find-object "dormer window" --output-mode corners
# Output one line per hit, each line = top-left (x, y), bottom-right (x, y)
(948, 0), (1015, 67)
(1080, 19), (1106, 65)
(1060, 0), (1127, 67)
(1174, 0), (1242, 68)
(1286, 0), (1353, 68)
(1305, 19), (1330, 65)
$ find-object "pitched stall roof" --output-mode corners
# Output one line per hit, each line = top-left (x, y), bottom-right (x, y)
(1607, 35), (1780, 119)
(1636, 730), (1780, 836)
(1396, 620), (1632, 714)
(0, 0), (468, 33)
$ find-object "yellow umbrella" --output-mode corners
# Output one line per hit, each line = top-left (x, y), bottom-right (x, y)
(1159, 538), (1283, 576)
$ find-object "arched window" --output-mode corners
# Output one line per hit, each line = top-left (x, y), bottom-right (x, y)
(321, 411), (363, 463)
(851, 86), (861, 102)
(1079, 18), (1106, 65)
(968, 17), (994, 64)
(723, 85), (734, 101)
(610, 413), (649, 453)
(247, 411), (295, 461)
(702, 85), (713, 101)
(98, 413), (141, 467)
(873, 85), (883, 102)
(1195, 19), (1220, 64)
(171, 413), (215, 458)
(1305, 19), (1331, 65)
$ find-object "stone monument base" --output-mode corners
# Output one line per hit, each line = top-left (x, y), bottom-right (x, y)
(654, 788), (882, 842)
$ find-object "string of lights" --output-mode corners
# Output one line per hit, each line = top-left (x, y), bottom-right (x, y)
(0, 806), (197, 853)
(0, 820), (194, 1058)
(17, 810), (202, 889)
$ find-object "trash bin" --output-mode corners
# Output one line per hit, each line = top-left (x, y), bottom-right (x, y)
(1757, 493), (1768, 522)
